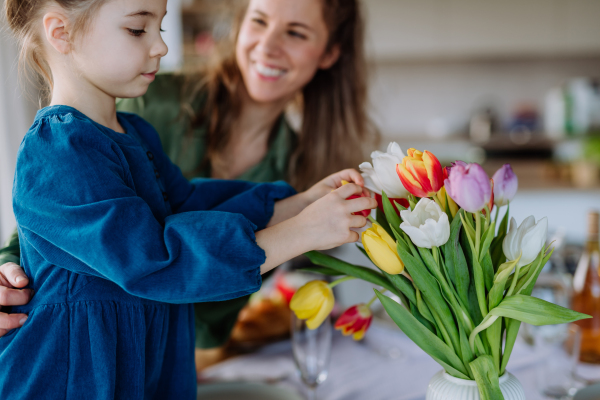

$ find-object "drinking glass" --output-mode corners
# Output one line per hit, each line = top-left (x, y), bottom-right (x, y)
(291, 314), (332, 400)
(536, 324), (585, 399)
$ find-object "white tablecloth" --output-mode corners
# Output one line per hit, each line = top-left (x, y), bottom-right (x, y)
(200, 323), (598, 400)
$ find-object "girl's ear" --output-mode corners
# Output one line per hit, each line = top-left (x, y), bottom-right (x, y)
(43, 11), (71, 54)
(318, 44), (341, 70)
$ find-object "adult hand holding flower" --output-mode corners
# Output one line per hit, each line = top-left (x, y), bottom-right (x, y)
(400, 198), (450, 248)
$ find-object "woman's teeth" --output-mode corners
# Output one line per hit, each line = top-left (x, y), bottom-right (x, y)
(255, 63), (286, 77)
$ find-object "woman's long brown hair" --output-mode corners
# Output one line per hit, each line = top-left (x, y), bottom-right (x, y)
(182, 0), (379, 190)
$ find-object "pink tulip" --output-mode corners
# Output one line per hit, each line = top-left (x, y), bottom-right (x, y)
(492, 164), (518, 207)
(444, 162), (492, 213)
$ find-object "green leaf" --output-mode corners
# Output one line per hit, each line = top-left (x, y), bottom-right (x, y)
(490, 206), (510, 269)
(375, 206), (393, 238)
(479, 221), (496, 264)
(470, 355), (504, 400)
(485, 318), (502, 374)
(382, 191), (402, 235)
(410, 301), (437, 335)
(299, 267), (342, 276)
(396, 243), (461, 353)
(444, 211), (471, 308)
(489, 294), (591, 326)
(304, 251), (401, 297)
(384, 272), (417, 305)
(481, 252), (495, 292)
(375, 290), (470, 379)
(500, 318), (520, 374)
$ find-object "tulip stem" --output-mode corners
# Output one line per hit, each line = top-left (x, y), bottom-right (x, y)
(367, 216), (377, 225)
(475, 212), (481, 254)
(328, 276), (356, 288)
(366, 291), (383, 307)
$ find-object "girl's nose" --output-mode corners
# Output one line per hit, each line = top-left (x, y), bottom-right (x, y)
(151, 35), (169, 58)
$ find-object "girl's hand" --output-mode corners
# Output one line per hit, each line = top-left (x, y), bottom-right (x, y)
(297, 182), (377, 250)
(0, 262), (33, 337)
(303, 169), (369, 205)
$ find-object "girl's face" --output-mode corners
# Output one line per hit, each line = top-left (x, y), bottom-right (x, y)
(235, 0), (340, 104)
(69, 0), (168, 99)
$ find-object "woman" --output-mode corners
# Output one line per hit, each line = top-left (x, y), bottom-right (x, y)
(0, 0), (377, 354)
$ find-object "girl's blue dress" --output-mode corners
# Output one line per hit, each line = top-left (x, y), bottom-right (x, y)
(0, 106), (296, 399)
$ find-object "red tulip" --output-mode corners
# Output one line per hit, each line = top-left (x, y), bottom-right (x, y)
(334, 304), (373, 340)
(396, 149), (444, 198)
(342, 180), (371, 217)
(374, 193), (410, 216)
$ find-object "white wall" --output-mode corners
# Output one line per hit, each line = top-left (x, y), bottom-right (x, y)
(0, 23), (36, 244)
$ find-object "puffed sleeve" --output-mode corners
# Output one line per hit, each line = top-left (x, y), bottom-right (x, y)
(125, 113), (297, 230)
(13, 115), (272, 303)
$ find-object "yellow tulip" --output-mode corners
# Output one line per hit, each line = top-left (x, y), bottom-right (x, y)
(361, 224), (404, 274)
(290, 281), (335, 329)
(436, 186), (459, 218)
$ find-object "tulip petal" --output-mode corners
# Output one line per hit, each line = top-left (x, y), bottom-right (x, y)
(397, 164), (428, 198)
(405, 159), (434, 196)
(306, 290), (334, 329)
(423, 151), (444, 193)
(363, 230), (404, 274)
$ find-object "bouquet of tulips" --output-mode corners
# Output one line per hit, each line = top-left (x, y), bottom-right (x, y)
(289, 143), (590, 399)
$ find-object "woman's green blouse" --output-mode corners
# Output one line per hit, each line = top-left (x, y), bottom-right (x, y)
(0, 73), (297, 349)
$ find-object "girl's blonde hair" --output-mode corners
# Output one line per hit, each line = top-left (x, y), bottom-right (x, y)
(4, 0), (107, 97)
(183, 0), (379, 190)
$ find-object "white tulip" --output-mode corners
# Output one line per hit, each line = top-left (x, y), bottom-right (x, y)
(399, 198), (450, 248)
(502, 216), (548, 267)
(359, 142), (408, 199)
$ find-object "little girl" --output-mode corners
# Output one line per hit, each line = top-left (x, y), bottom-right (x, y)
(0, 0), (376, 398)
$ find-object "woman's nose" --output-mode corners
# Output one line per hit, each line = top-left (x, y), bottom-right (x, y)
(255, 28), (282, 58)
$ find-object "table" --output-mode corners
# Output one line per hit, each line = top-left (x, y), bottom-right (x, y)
(201, 323), (599, 400)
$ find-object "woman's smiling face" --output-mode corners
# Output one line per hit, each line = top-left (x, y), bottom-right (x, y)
(235, 0), (340, 104)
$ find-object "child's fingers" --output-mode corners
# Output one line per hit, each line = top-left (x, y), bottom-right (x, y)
(347, 196), (378, 213)
(335, 182), (364, 198)
(0, 262), (29, 288)
(0, 285), (33, 307)
(0, 312), (28, 333)
(336, 169), (364, 187)
(349, 215), (367, 228)
(347, 230), (360, 243)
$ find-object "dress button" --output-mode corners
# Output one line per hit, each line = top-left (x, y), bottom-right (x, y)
(154, 169), (160, 179)
(162, 192), (168, 201)
(147, 151), (154, 160)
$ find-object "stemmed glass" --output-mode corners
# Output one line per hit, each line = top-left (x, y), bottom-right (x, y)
(291, 313), (332, 400)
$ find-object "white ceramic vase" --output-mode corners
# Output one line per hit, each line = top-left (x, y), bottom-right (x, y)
(426, 370), (526, 400)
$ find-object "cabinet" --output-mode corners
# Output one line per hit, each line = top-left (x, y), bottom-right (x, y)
(363, 0), (600, 61)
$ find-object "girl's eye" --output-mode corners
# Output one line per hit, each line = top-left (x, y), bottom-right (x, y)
(128, 28), (146, 37)
(160, 28), (166, 33)
(252, 18), (266, 26)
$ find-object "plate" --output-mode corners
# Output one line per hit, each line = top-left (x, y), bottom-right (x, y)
(574, 382), (600, 400)
(197, 382), (304, 400)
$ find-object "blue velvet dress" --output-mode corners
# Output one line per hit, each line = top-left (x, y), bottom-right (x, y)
(0, 106), (296, 399)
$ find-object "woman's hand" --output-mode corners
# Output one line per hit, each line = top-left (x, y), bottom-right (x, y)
(0, 262), (33, 337)
(257, 182), (377, 274)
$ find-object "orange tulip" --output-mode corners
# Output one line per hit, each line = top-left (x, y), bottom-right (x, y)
(396, 149), (444, 198)
(334, 304), (373, 340)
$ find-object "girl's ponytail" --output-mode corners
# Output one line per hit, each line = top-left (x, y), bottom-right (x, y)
(4, 0), (107, 99)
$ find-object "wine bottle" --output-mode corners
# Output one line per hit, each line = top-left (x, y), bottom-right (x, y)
(572, 210), (600, 363)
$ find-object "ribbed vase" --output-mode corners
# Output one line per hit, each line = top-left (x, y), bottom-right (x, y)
(425, 370), (526, 400)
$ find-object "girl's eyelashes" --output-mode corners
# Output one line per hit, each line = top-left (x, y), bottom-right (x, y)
(160, 28), (166, 33)
(251, 18), (266, 27)
(128, 28), (146, 37)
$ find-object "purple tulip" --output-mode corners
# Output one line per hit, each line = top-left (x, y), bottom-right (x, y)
(444, 163), (491, 213)
(492, 164), (518, 207)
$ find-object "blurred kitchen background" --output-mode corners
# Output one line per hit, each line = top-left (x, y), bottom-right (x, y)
(2, 0), (599, 245)
(2, 1), (600, 398)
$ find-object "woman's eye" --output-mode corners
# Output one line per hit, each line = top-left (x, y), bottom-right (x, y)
(288, 30), (306, 39)
(128, 28), (146, 37)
